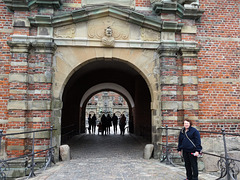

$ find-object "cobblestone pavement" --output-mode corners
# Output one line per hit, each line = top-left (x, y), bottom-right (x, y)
(29, 132), (219, 180)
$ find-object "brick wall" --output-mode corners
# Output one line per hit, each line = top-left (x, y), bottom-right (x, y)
(197, 0), (240, 133)
(136, 0), (151, 7)
(0, 0), (12, 133)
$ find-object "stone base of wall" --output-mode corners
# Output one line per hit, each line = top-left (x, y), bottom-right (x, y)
(3, 158), (47, 179)
(202, 137), (240, 173)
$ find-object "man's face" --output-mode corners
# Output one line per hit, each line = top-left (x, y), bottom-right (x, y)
(184, 121), (190, 129)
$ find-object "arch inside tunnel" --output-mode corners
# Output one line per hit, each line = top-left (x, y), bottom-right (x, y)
(84, 90), (130, 133)
(80, 83), (135, 108)
(61, 58), (152, 143)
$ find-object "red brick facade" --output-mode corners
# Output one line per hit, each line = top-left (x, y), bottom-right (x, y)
(197, 0), (240, 133)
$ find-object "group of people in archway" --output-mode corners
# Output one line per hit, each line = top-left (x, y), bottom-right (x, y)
(87, 113), (127, 136)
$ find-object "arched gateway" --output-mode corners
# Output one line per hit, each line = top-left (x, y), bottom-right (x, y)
(56, 48), (157, 146)
(5, 3), (202, 163)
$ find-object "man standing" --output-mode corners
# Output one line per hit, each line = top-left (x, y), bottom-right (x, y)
(119, 114), (126, 136)
(88, 114), (92, 134)
(112, 113), (118, 134)
(91, 114), (97, 134)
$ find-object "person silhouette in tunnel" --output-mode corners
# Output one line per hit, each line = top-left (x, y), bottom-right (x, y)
(101, 114), (107, 135)
(88, 114), (92, 134)
(91, 114), (97, 134)
(112, 113), (118, 134)
(97, 121), (102, 135)
(119, 114), (126, 136)
(106, 114), (112, 135)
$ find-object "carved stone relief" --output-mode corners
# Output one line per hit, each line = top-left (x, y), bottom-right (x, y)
(88, 17), (129, 40)
(102, 27), (115, 47)
(54, 25), (76, 38)
(38, 27), (52, 36)
(141, 28), (160, 41)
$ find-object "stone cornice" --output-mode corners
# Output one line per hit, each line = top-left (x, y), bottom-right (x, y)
(7, 41), (31, 53)
(3, 0), (28, 11)
(29, 6), (163, 31)
(152, 2), (204, 20)
(3, 0), (62, 11)
(162, 21), (184, 32)
(29, 16), (52, 26)
(180, 7), (205, 20)
(158, 45), (180, 57)
(8, 35), (200, 53)
(7, 40), (57, 54)
(28, 6), (184, 32)
(32, 42), (57, 54)
(157, 41), (199, 57)
(153, 1), (178, 13)
(180, 47), (200, 58)
(29, 0), (62, 9)
(10, 35), (160, 49)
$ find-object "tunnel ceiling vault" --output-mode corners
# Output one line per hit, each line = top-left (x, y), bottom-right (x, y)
(62, 59), (148, 103)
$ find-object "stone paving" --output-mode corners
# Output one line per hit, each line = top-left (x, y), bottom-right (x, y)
(28, 131), (219, 180)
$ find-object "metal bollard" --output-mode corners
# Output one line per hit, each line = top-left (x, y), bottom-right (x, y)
(49, 126), (53, 167)
(29, 132), (36, 178)
(165, 125), (170, 164)
(0, 129), (3, 150)
(222, 128), (230, 180)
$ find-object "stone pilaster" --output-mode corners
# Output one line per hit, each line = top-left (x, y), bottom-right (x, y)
(7, 39), (57, 156)
(7, 41), (31, 157)
(180, 47), (200, 124)
(152, 0), (203, 126)
(158, 44), (184, 126)
(28, 41), (59, 155)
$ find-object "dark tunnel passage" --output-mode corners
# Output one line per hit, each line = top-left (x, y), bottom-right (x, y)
(61, 59), (152, 144)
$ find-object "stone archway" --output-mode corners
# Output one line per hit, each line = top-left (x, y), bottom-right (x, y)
(54, 53), (159, 147)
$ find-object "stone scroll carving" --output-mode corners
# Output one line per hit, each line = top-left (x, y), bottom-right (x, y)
(88, 17), (129, 41)
(54, 25), (76, 38)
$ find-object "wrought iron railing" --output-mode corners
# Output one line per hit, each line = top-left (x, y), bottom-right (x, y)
(61, 124), (77, 143)
(158, 125), (240, 180)
(0, 126), (56, 180)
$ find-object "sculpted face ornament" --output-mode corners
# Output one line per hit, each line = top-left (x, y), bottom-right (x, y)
(105, 26), (112, 37)
(102, 26), (115, 47)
